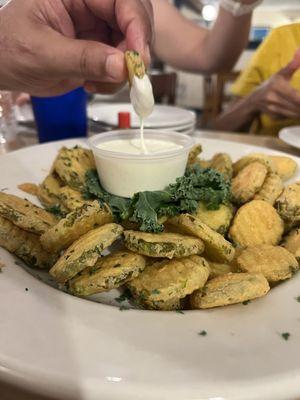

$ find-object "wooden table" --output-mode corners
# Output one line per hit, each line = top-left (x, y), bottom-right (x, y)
(1, 129), (299, 157)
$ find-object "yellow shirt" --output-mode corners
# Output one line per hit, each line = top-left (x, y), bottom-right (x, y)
(231, 23), (300, 136)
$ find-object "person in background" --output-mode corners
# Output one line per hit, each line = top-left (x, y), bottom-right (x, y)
(0, 0), (153, 96)
(214, 23), (300, 136)
(152, 0), (262, 74)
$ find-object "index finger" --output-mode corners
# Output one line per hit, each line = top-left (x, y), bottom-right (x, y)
(115, 0), (154, 65)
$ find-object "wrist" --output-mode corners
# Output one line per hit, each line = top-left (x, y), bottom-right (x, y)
(243, 91), (261, 115)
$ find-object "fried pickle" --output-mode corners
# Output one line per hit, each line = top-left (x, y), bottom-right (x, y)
(229, 200), (284, 247)
(232, 162), (267, 204)
(194, 202), (233, 235)
(233, 153), (276, 176)
(54, 146), (95, 191)
(210, 153), (233, 181)
(254, 173), (283, 205)
(168, 214), (235, 263)
(0, 215), (56, 269)
(0, 192), (57, 234)
(190, 273), (270, 309)
(69, 250), (146, 296)
(128, 255), (210, 310)
(187, 144), (202, 166)
(50, 223), (124, 283)
(125, 50), (146, 85)
(124, 230), (204, 259)
(282, 228), (300, 261)
(41, 201), (113, 252)
(270, 155), (297, 181)
(237, 245), (298, 282)
(276, 182), (300, 224)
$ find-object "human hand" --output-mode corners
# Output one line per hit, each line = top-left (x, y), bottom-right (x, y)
(0, 0), (153, 96)
(249, 49), (300, 119)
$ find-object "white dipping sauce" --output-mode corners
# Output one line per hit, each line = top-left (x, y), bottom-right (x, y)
(95, 137), (187, 198)
(130, 75), (154, 154)
(97, 138), (182, 155)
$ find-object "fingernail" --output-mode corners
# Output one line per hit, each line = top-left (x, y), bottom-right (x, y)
(105, 53), (125, 81)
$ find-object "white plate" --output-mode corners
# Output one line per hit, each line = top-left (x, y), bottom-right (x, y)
(88, 102), (196, 129)
(279, 126), (300, 150)
(1, 138), (300, 400)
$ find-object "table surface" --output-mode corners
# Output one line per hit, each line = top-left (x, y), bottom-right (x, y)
(1, 129), (300, 157)
(1, 127), (299, 400)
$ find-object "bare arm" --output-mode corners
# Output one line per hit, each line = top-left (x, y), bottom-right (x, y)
(152, 0), (253, 73)
(214, 52), (300, 132)
(213, 96), (258, 132)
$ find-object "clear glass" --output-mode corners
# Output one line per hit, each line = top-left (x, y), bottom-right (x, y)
(0, 91), (17, 147)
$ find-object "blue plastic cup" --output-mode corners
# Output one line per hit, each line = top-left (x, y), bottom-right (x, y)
(31, 87), (87, 143)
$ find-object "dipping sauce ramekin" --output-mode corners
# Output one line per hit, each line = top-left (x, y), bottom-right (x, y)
(89, 129), (194, 198)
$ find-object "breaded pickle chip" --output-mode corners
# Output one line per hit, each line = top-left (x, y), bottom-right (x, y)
(210, 153), (233, 181)
(168, 214), (235, 263)
(18, 183), (39, 196)
(208, 261), (236, 280)
(190, 273), (270, 309)
(229, 200), (284, 248)
(0, 216), (56, 269)
(69, 251), (146, 296)
(195, 202), (233, 235)
(282, 228), (300, 261)
(0, 192), (57, 234)
(233, 153), (276, 176)
(124, 230), (204, 259)
(270, 155), (297, 181)
(50, 223), (123, 283)
(41, 201), (113, 252)
(125, 50), (146, 85)
(128, 256), (210, 310)
(276, 182), (300, 223)
(254, 173), (283, 205)
(59, 186), (87, 211)
(237, 245), (298, 282)
(232, 162), (267, 204)
(187, 144), (202, 166)
(54, 146), (95, 191)
(37, 173), (64, 209)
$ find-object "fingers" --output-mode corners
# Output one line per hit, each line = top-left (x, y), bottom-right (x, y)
(273, 76), (300, 108)
(279, 48), (300, 79)
(115, 0), (154, 64)
(84, 81), (126, 94)
(43, 30), (127, 83)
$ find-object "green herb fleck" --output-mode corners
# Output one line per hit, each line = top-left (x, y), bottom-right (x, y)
(242, 300), (251, 305)
(281, 332), (290, 341)
(45, 204), (65, 218)
(119, 305), (130, 311)
(151, 289), (161, 295)
(175, 309), (185, 314)
(296, 296), (300, 303)
(0, 188), (8, 192)
(198, 330), (207, 336)
(115, 289), (132, 303)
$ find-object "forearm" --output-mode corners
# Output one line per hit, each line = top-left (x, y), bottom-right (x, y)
(213, 95), (258, 132)
(199, 7), (252, 73)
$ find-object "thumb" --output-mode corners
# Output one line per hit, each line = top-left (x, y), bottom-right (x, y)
(279, 49), (300, 79)
(44, 32), (127, 83)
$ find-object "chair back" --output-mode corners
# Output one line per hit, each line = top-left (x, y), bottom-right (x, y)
(150, 72), (178, 105)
